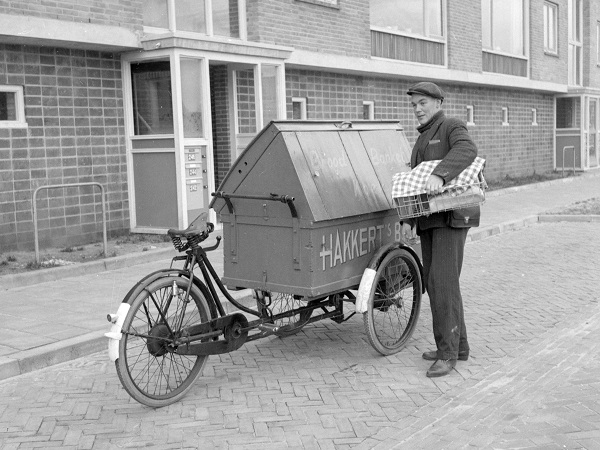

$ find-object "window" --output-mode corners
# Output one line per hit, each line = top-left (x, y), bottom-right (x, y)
(466, 105), (475, 126)
(143, 0), (242, 39)
(0, 86), (27, 128)
(501, 107), (509, 126)
(568, 0), (582, 85)
(292, 98), (307, 120)
(261, 65), (279, 126)
(597, 22), (600, 65)
(482, 0), (525, 56)
(180, 59), (204, 138)
(143, 0), (169, 28)
(131, 61), (174, 136)
(532, 108), (538, 126)
(363, 101), (374, 120)
(370, 0), (445, 65)
(544, 2), (558, 54)
(371, 0), (443, 39)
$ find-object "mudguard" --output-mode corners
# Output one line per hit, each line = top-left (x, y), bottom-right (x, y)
(106, 302), (130, 361)
(355, 242), (424, 314)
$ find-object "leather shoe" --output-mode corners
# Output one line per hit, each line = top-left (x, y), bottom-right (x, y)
(426, 359), (456, 378)
(422, 350), (468, 361)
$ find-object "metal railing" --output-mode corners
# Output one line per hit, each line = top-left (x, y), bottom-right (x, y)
(32, 182), (107, 264)
(561, 145), (576, 177)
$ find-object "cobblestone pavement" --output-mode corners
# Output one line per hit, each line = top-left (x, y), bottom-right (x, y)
(0, 221), (599, 449)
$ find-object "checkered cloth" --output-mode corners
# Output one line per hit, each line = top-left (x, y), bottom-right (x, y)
(392, 157), (486, 198)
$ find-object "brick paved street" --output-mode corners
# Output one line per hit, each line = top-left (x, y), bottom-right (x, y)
(0, 221), (599, 449)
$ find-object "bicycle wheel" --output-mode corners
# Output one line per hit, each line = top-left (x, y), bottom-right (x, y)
(255, 290), (312, 337)
(363, 248), (422, 356)
(116, 277), (213, 407)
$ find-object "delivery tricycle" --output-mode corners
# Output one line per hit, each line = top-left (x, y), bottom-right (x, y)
(106, 121), (426, 407)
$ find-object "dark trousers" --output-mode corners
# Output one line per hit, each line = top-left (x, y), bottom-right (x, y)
(419, 226), (469, 360)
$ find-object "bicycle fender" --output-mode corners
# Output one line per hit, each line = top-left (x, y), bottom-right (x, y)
(121, 269), (187, 305)
(355, 242), (425, 314)
(106, 302), (130, 362)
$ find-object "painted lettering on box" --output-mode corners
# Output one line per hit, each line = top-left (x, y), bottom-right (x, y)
(319, 220), (402, 271)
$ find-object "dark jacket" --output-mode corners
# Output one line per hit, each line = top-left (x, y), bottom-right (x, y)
(408, 111), (478, 231)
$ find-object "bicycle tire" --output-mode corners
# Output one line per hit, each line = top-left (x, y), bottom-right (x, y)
(116, 277), (213, 407)
(363, 248), (422, 356)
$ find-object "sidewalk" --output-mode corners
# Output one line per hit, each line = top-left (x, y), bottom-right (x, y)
(0, 171), (599, 382)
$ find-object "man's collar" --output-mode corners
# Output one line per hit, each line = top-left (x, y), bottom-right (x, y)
(417, 110), (445, 133)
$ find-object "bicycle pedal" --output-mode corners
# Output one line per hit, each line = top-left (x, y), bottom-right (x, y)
(258, 323), (280, 333)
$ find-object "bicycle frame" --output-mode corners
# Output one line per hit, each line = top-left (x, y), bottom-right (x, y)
(164, 236), (353, 356)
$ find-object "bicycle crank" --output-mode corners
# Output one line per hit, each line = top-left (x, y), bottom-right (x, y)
(176, 312), (249, 356)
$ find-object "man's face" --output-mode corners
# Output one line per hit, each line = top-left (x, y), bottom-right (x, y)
(410, 94), (442, 125)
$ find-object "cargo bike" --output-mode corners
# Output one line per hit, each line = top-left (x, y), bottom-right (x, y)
(106, 121), (431, 407)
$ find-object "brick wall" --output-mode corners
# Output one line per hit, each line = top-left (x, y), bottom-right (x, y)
(246, 0), (370, 57)
(285, 69), (555, 181)
(583, 0), (600, 88)
(447, 0), (482, 72)
(0, 0), (142, 29)
(0, 44), (128, 252)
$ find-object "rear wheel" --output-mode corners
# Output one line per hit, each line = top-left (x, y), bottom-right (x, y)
(116, 277), (212, 407)
(363, 248), (422, 356)
(255, 290), (312, 337)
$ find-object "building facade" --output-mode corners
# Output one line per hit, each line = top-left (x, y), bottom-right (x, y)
(1, 0), (599, 251)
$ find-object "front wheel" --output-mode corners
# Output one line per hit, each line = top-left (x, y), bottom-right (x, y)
(116, 277), (213, 407)
(363, 248), (422, 356)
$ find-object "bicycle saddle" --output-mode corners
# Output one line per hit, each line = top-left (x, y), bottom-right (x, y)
(167, 212), (214, 239)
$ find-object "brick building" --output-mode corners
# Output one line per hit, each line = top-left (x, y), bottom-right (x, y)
(1, 0), (599, 251)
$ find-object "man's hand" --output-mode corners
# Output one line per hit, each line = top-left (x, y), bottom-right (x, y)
(425, 174), (444, 195)
(401, 222), (416, 243)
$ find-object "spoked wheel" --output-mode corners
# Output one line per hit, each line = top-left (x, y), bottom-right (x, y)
(116, 277), (213, 407)
(363, 248), (422, 356)
(255, 290), (312, 337)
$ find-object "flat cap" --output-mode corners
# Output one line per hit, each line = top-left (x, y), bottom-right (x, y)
(406, 82), (445, 101)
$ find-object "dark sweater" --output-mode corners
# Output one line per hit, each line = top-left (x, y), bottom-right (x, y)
(408, 111), (478, 231)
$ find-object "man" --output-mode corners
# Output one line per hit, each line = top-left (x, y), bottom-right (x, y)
(401, 81), (479, 378)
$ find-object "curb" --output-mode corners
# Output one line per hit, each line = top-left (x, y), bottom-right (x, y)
(0, 247), (177, 291)
(0, 289), (256, 382)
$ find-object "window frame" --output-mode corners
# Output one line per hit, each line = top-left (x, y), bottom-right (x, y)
(482, 0), (528, 58)
(370, 0), (446, 43)
(532, 108), (538, 126)
(543, 1), (558, 55)
(142, 0), (247, 40)
(363, 101), (375, 120)
(291, 97), (307, 120)
(502, 107), (509, 126)
(0, 85), (27, 129)
(466, 105), (475, 126)
(597, 21), (600, 66)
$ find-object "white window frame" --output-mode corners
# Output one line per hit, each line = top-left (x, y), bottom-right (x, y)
(292, 97), (307, 120)
(363, 101), (375, 120)
(532, 108), (538, 126)
(597, 21), (600, 65)
(543, 1), (558, 55)
(0, 85), (27, 129)
(502, 107), (509, 126)
(568, 0), (582, 86)
(370, 0), (446, 42)
(143, 0), (248, 40)
(482, 0), (528, 58)
(466, 105), (475, 126)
